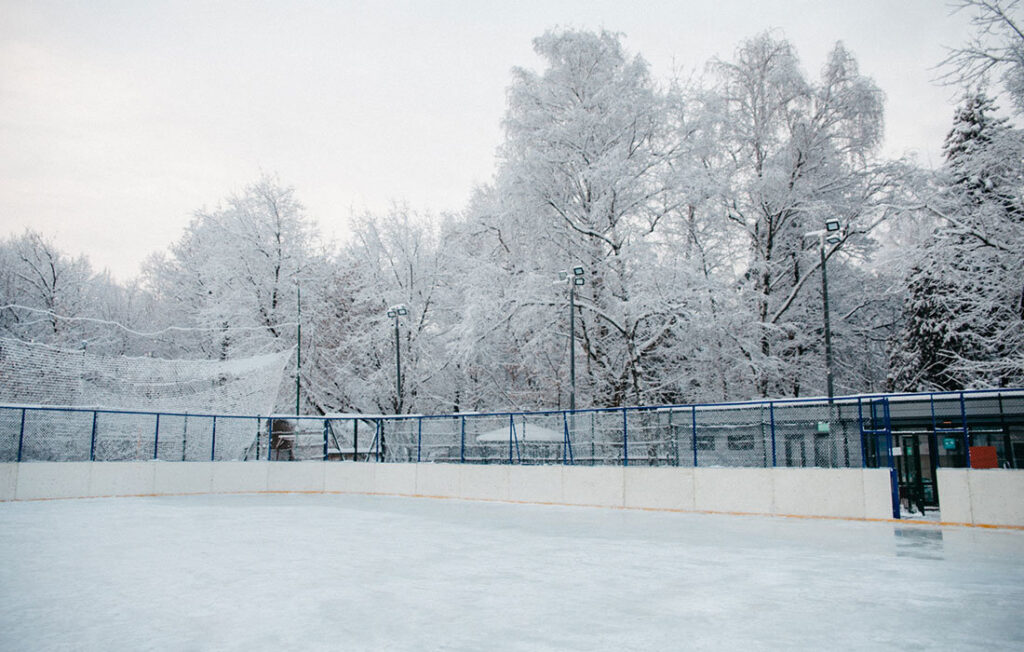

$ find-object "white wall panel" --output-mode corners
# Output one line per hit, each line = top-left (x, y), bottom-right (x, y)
(562, 467), (624, 507)
(16, 462), (91, 500)
(459, 464), (509, 501)
(694, 468), (774, 514)
(89, 462), (156, 497)
(508, 466), (562, 504)
(324, 463), (375, 494)
(268, 462), (325, 493)
(773, 469), (865, 518)
(623, 468), (695, 511)
(967, 470), (1024, 527)
(415, 463), (461, 498)
(0, 463), (18, 501)
(373, 463), (416, 495)
(154, 463), (214, 495)
(211, 462), (269, 494)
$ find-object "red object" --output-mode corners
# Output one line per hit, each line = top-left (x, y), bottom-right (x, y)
(970, 446), (999, 469)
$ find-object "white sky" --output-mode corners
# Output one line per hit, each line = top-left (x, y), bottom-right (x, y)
(0, 0), (976, 281)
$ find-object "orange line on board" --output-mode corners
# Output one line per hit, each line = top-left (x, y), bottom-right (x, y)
(3, 490), (1023, 530)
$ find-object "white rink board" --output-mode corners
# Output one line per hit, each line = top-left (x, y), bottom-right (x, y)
(3, 461), (904, 522)
(938, 469), (1024, 527)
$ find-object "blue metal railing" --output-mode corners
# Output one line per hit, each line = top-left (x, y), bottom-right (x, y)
(1, 389), (1021, 472)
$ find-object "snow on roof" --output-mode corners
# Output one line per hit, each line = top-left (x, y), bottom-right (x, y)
(476, 422), (564, 443)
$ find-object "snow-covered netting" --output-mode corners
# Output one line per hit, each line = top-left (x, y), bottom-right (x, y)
(0, 338), (291, 461)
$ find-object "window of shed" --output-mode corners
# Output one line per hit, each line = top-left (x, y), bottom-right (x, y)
(727, 434), (755, 450)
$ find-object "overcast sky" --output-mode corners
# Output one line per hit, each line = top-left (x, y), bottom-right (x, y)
(1, 0), (978, 281)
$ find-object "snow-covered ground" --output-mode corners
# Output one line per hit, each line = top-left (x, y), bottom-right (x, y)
(1, 494), (1022, 651)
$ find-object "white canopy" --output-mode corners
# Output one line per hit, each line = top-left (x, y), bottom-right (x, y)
(476, 422), (564, 443)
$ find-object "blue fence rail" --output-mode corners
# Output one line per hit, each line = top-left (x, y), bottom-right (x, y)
(2, 390), (1022, 471)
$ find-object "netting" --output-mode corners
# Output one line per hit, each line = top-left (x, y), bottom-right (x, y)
(0, 338), (291, 461)
(0, 338), (291, 413)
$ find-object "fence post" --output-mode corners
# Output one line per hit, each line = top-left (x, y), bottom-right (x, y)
(883, 398), (900, 519)
(669, 410), (677, 467)
(417, 417), (423, 463)
(691, 407), (698, 468)
(460, 416), (466, 464)
(89, 411), (98, 462)
(622, 408), (628, 467)
(153, 413), (161, 461)
(353, 420), (359, 462)
(769, 402), (777, 467)
(17, 408), (26, 462)
(508, 414), (514, 464)
(323, 419), (329, 461)
(267, 417), (274, 461)
(563, 412), (574, 465)
(377, 420), (384, 463)
(960, 391), (971, 468)
(210, 416), (217, 461)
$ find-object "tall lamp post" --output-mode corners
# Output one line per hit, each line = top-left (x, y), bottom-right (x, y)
(296, 281), (302, 416)
(557, 266), (586, 413)
(804, 219), (843, 402)
(387, 304), (409, 413)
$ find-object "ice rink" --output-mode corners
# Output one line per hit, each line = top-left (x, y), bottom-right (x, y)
(1, 493), (1023, 651)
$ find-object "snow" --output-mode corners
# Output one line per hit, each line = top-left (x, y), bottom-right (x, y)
(1, 494), (1023, 651)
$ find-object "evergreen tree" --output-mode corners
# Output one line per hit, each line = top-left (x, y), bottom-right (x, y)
(891, 93), (1024, 389)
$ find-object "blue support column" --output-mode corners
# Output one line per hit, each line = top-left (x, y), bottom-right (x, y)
(17, 408), (26, 462)
(508, 414), (514, 464)
(769, 403), (777, 467)
(267, 418), (274, 461)
(562, 412), (574, 465)
(153, 413), (161, 461)
(622, 408), (629, 467)
(691, 407), (698, 468)
(417, 417), (423, 463)
(323, 419), (329, 461)
(210, 416), (217, 461)
(376, 420), (383, 463)
(89, 411), (98, 462)
(459, 417), (466, 464)
(960, 392), (971, 468)
(883, 399), (900, 519)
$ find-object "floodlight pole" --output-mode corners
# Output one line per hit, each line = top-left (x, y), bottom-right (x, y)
(820, 236), (835, 403)
(804, 221), (841, 404)
(388, 305), (407, 413)
(296, 282), (301, 416)
(570, 282), (577, 414)
(393, 312), (402, 413)
(559, 267), (585, 414)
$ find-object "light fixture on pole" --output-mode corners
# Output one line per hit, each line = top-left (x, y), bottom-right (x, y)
(386, 304), (409, 413)
(803, 220), (845, 402)
(557, 266), (586, 413)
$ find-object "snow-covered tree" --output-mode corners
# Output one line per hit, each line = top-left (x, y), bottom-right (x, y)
(942, 0), (1024, 114)
(891, 93), (1024, 389)
(0, 230), (94, 346)
(484, 29), (701, 407)
(703, 33), (892, 397)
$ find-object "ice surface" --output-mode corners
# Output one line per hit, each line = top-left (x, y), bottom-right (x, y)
(1, 494), (1023, 651)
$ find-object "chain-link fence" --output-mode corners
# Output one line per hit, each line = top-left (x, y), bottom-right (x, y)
(2, 390), (1022, 468)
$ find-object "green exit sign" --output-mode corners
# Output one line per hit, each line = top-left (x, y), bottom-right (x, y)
(943, 437), (958, 450)
(816, 422), (830, 433)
